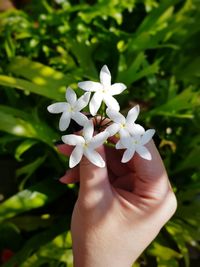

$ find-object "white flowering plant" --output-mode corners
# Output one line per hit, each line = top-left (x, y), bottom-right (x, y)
(47, 65), (155, 168)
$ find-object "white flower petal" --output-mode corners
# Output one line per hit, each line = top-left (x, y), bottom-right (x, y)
(59, 112), (71, 131)
(47, 103), (68, 113)
(70, 145), (84, 168)
(105, 123), (120, 136)
(106, 108), (125, 124)
(90, 131), (109, 149)
(120, 136), (132, 148)
(75, 92), (91, 111)
(126, 105), (140, 124)
(61, 134), (84, 146)
(65, 87), (77, 105)
(116, 140), (125, 149)
(89, 92), (103, 115)
(140, 129), (155, 145)
(72, 112), (89, 126)
(78, 81), (102, 92)
(84, 149), (105, 168)
(136, 146), (152, 160)
(104, 94), (120, 111)
(119, 128), (130, 139)
(100, 65), (111, 87)
(131, 134), (141, 142)
(83, 120), (94, 142)
(128, 123), (145, 136)
(121, 148), (135, 163)
(110, 83), (126, 95)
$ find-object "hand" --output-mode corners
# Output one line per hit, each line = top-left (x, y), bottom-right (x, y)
(58, 139), (177, 267)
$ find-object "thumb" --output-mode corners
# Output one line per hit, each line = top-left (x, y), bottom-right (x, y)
(78, 145), (112, 207)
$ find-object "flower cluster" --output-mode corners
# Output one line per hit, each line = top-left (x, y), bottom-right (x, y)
(47, 65), (155, 168)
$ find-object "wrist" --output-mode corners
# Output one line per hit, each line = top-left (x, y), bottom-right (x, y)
(72, 237), (136, 267)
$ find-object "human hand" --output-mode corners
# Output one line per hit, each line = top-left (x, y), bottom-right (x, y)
(58, 138), (177, 267)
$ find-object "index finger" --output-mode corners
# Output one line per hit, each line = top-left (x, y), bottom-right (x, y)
(57, 144), (73, 156)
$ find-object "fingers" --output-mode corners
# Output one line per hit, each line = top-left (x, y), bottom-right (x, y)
(59, 167), (79, 184)
(105, 145), (128, 177)
(128, 141), (171, 199)
(79, 145), (113, 206)
(57, 144), (73, 156)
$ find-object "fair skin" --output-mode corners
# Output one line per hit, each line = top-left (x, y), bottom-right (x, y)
(58, 139), (177, 267)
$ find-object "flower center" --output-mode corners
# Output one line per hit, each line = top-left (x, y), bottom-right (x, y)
(83, 142), (89, 149)
(101, 85), (109, 94)
(68, 106), (74, 112)
(120, 123), (126, 129)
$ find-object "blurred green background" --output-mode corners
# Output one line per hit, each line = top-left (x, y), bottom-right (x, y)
(0, 0), (199, 266)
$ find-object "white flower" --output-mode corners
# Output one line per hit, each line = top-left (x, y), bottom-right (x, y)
(47, 87), (90, 131)
(61, 120), (109, 168)
(116, 129), (155, 162)
(106, 105), (143, 138)
(78, 65), (126, 115)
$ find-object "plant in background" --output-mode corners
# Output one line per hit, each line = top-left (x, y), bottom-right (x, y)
(0, 1), (199, 266)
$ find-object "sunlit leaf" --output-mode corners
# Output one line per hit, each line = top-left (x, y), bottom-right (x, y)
(166, 222), (190, 267)
(0, 179), (67, 222)
(15, 139), (38, 161)
(0, 74), (64, 101)
(148, 242), (182, 260)
(0, 105), (58, 145)
(8, 57), (73, 92)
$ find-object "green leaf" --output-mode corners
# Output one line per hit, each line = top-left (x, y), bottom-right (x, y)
(0, 109), (38, 138)
(1, 217), (70, 267)
(16, 156), (46, 190)
(70, 41), (98, 79)
(150, 87), (200, 117)
(166, 222), (190, 267)
(118, 54), (160, 85)
(148, 242), (182, 261)
(174, 146), (200, 172)
(0, 105), (58, 145)
(0, 179), (67, 222)
(157, 258), (179, 267)
(0, 222), (22, 251)
(131, 262), (140, 267)
(175, 56), (200, 81)
(16, 156), (46, 179)
(8, 57), (73, 92)
(15, 139), (38, 161)
(20, 232), (73, 267)
(0, 74), (64, 101)
(8, 215), (53, 232)
(136, 0), (178, 35)
(4, 34), (16, 59)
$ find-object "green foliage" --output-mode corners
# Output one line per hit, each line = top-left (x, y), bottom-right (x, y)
(0, 0), (199, 266)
